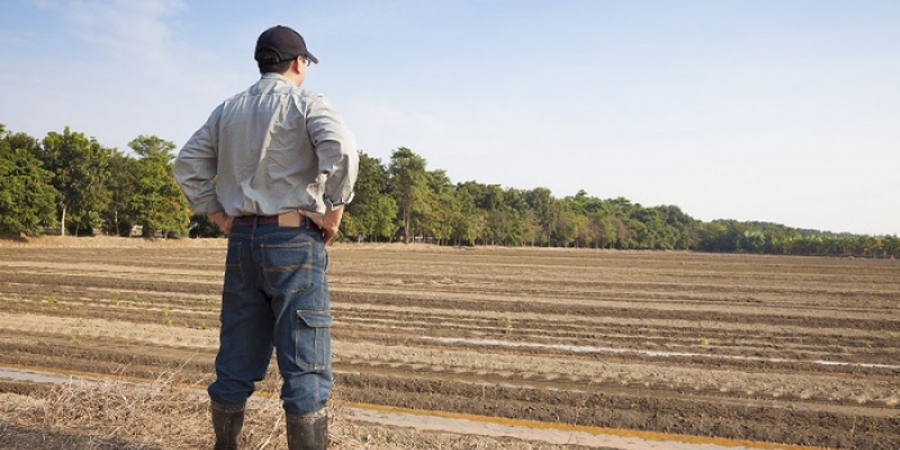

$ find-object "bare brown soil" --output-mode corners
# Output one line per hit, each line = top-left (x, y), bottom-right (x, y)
(0, 237), (898, 449)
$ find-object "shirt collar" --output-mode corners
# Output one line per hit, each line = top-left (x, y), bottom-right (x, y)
(261, 73), (292, 83)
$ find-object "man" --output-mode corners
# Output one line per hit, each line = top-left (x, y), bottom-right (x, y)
(173, 25), (358, 450)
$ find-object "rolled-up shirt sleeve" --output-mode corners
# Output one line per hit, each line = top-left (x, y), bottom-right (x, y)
(306, 95), (359, 210)
(173, 105), (225, 215)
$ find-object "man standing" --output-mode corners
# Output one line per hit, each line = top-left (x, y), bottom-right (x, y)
(174, 25), (358, 449)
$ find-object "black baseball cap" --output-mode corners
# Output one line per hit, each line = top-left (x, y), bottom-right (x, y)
(254, 25), (318, 65)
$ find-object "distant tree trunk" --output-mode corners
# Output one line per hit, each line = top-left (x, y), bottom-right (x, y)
(60, 205), (66, 236)
(403, 212), (411, 244)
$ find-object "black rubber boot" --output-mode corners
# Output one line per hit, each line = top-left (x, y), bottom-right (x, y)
(211, 400), (245, 450)
(286, 408), (328, 450)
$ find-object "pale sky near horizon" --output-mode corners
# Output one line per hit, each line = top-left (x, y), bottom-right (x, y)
(1, 0), (898, 236)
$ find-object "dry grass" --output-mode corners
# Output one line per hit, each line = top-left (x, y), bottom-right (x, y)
(0, 369), (367, 450)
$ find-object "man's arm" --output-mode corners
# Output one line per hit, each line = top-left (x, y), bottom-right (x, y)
(306, 95), (359, 211)
(303, 94), (358, 244)
(173, 105), (225, 217)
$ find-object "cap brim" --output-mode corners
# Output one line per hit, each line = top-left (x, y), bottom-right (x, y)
(305, 52), (319, 64)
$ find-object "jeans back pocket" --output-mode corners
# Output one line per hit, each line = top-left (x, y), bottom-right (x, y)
(261, 241), (313, 294)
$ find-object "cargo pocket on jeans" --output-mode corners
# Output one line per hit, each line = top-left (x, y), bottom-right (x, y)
(294, 310), (332, 372)
(262, 241), (313, 293)
(223, 241), (244, 292)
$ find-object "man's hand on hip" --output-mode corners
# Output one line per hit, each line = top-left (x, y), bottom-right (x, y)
(298, 206), (344, 244)
(208, 211), (233, 235)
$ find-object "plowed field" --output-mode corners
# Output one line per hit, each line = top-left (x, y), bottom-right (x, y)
(0, 238), (898, 449)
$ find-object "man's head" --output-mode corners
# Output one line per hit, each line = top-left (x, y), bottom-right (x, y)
(255, 25), (318, 83)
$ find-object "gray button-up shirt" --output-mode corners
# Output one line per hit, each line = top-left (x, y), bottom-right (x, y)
(174, 73), (358, 216)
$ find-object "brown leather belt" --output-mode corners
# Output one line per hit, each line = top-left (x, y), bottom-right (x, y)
(232, 211), (317, 228)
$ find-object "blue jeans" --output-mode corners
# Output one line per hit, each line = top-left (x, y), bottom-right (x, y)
(208, 221), (331, 415)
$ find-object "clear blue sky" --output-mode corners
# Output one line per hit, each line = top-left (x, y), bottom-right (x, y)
(2, 0), (898, 236)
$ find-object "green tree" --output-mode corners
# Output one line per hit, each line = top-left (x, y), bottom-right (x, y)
(0, 125), (58, 236)
(699, 220), (756, 252)
(592, 209), (617, 248)
(463, 183), (522, 246)
(369, 195), (399, 241)
(882, 235), (899, 258)
(103, 149), (141, 236)
(129, 136), (190, 238)
(448, 186), (482, 246)
(520, 209), (541, 247)
(765, 226), (800, 254)
(344, 151), (397, 241)
(129, 135), (175, 159)
(654, 205), (699, 250)
(523, 187), (555, 246)
(610, 216), (630, 249)
(421, 170), (454, 244)
(551, 199), (580, 247)
(38, 127), (111, 235)
(630, 207), (668, 249)
(499, 188), (527, 246)
(388, 147), (429, 244)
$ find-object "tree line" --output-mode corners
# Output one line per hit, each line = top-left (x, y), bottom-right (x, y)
(1, 124), (189, 238)
(2, 124), (897, 257)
